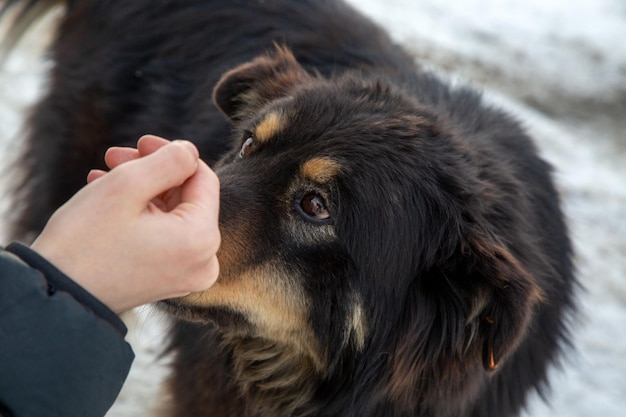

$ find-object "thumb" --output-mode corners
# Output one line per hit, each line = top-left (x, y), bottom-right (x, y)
(112, 140), (200, 206)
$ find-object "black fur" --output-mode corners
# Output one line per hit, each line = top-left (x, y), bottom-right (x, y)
(4, 1), (576, 417)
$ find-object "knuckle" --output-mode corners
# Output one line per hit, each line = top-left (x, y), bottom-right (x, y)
(165, 144), (194, 170)
(107, 164), (139, 194)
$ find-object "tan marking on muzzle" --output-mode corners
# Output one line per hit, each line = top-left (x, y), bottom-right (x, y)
(176, 263), (325, 370)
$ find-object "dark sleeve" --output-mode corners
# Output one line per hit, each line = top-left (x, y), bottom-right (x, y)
(0, 243), (135, 417)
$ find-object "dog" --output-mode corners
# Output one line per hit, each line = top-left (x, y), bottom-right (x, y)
(3, 1), (576, 416)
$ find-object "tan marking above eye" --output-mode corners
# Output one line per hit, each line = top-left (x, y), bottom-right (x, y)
(300, 157), (342, 184)
(255, 112), (285, 143)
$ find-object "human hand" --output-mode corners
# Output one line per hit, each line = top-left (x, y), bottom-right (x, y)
(31, 136), (221, 314)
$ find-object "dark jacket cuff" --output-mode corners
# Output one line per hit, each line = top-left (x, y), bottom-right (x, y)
(5, 242), (127, 336)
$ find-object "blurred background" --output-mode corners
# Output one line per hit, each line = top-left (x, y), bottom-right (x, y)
(1, 1), (624, 416)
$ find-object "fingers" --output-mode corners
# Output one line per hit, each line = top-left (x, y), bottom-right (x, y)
(105, 147), (139, 169)
(111, 140), (201, 206)
(89, 135), (204, 211)
(87, 169), (107, 183)
(137, 135), (172, 156)
(102, 135), (175, 172)
(87, 146), (141, 183)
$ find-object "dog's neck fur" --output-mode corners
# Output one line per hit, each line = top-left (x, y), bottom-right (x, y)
(222, 335), (323, 417)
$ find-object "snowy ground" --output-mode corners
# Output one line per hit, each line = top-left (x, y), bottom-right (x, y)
(1, 1), (624, 416)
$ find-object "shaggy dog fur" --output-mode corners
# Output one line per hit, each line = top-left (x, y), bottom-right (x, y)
(3, 1), (576, 416)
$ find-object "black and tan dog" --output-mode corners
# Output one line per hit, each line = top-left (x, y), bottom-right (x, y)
(3, 1), (576, 416)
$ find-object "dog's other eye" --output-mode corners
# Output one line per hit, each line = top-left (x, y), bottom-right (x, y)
(299, 192), (330, 221)
(239, 136), (254, 158)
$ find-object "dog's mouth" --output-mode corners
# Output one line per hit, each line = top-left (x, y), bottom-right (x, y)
(158, 298), (255, 335)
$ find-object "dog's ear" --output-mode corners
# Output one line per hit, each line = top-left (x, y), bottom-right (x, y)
(387, 229), (543, 409)
(462, 232), (543, 372)
(213, 46), (311, 121)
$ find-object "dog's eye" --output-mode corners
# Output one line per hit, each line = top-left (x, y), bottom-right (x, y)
(299, 192), (330, 221)
(239, 137), (253, 158)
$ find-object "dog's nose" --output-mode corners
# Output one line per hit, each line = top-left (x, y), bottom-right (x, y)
(213, 170), (269, 279)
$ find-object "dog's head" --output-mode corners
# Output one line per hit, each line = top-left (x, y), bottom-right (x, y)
(162, 47), (543, 411)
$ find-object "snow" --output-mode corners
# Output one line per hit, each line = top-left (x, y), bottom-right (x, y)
(1, 1), (624, 416)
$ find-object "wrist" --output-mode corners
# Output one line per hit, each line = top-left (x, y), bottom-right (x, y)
(5, 242), (129, 333)
(30, 236), (132, 314)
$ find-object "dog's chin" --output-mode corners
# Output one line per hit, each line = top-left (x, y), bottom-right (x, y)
(158, 299), (255, 336)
